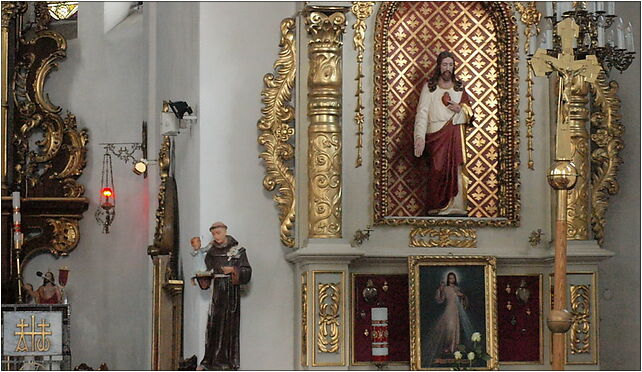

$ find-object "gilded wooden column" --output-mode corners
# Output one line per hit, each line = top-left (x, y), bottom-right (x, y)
(566, 75), (590, 240)
(305, 7), (348, 239)
(1, 2), (23, 193)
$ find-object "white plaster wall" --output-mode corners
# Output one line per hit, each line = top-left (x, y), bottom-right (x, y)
(198, 2), (297, 369)
(598, 2), (641, 370)
(24, 3), (150, 370)
(144, 1), (202, 362)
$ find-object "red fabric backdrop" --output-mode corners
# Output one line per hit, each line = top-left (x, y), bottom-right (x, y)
(352, 275), (409, 364)
(497, 275), (542, 363)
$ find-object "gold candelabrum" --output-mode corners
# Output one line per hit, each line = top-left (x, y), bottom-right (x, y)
(529, 1), (635, 240)
(536, 1), (635, 73)
(531, 18), (601, 370)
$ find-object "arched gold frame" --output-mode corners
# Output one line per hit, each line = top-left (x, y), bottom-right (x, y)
(372, 2), (520, 228)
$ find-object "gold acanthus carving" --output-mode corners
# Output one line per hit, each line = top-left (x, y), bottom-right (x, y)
(409, 227), (477, 248)
(258, 17), (296, 248)
(1, 2), (26, 28)
(317, 282), (340, 353)
(55, 114), (88, 181)
(11, 28), (87, 192)
(301, 273), (308, 366)
(570, 285), (591, 354)
(305, 10), (347, 48)
(351, 1), (374, 168)
(305, 8), (347, 239)
(566, 75), (591, 240)
(589, 71), (623, 247)
(46, 218), (80, 256)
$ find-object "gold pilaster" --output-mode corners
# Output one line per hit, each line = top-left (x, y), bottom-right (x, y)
(304, 7), (348, 239)
(566, 76), (590, 240)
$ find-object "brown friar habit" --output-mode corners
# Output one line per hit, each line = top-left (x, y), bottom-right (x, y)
(200, 236), (252, 370)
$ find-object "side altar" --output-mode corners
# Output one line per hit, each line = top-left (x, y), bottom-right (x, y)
(255, 1), (628, 370)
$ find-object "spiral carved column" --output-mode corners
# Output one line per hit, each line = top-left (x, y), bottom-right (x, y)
(566, 75), (590, 240)
(305, 7), (347, 239)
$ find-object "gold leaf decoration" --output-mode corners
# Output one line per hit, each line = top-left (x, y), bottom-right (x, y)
(317, 282), (340, 353)
(409, 227), (477, 248)
(258, 18), (297, 248)
(590, 71), (624, 247)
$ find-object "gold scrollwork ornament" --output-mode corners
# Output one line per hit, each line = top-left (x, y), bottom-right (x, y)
(589, 71), (623, 247)
(317, 282), (340, 353)
(46, 218), (80, 256)
(409, 227), (477, 248)
(258, 17), (296, 248)
(570, 285), (591, 354)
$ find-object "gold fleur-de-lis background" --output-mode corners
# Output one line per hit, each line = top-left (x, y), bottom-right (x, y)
(385, 1), (500, 217)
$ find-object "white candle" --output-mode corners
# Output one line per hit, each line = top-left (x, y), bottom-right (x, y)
(606, 27), (616, 47)
(543, 18), (554, 50)
(606, 1), (615, 15)
(616, 17), (625, 49)
(586, 1), (595, 12)
(12, 191), (21, 245)
(625, 21), (635, 52)
(546, 2), (554, 17)
(597, 25), (605, 47)
(596, 1), (605, 12)
(529, 33), (538, 55)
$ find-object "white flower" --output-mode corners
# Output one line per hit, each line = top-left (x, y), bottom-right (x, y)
(226, 246), (240, 261)
(454, 351), (462, 360)
(467, 352), (475, 361)
(471, 332), (481, 342)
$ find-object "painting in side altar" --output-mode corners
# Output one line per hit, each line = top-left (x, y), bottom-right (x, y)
(373, 2), (519, 226)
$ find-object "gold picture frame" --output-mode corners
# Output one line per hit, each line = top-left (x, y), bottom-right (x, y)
(373, 2), (520, 227)
(408, 255), (497, 370)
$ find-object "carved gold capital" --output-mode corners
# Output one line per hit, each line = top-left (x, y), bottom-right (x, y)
(306, 7), (347, 239)
(567, 75), (590, 240)
(409, 227), (477, 248)
(304, 8), (348, 49)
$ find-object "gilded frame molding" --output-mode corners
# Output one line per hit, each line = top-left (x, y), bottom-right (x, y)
(497, 273), (544, 365)
(373, 2), (520, 228)
(408, 255), (497, 370)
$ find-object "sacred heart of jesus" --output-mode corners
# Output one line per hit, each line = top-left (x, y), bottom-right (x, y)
(441, 92), (451, 106)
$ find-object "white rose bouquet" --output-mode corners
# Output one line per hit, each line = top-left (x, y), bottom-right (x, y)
(452, 331), (491, 370)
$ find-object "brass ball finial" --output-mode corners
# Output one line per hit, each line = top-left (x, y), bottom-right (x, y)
(547, 161), (578, 190)
(547, 309), (574, 333)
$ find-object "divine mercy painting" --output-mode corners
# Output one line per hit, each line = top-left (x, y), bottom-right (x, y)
(409, 256), (497, 370)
